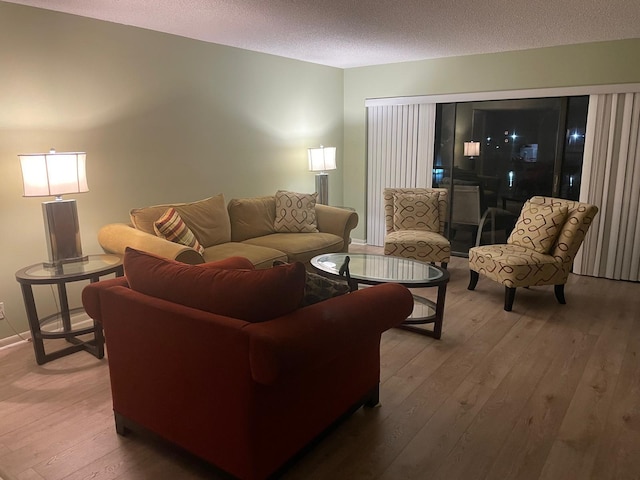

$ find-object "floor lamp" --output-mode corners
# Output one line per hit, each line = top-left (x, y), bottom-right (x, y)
(308, 146), (336, 205)
(19, 149), (89, 268)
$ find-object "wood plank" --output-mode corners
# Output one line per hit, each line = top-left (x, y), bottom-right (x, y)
(1, 252), (639, 480)
(537, 281), (638, 480)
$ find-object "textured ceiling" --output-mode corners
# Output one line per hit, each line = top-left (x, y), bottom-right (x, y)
(5, 0), (640, 68)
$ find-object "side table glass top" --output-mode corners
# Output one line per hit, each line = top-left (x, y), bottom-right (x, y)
(311, 253), (444, 285)
(16, 254), (123, 282)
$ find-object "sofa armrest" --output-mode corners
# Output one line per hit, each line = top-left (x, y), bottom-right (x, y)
(82, 277), (130, 324)
(98, 223), (205, 264)
(246, 282), (413, 385)
(315, 205), (358, 251)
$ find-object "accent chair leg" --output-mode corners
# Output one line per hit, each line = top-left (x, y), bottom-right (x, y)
(114, 412), (130, 436)
(468, 270), (479, 290)
(554, 284), (566, 304)
(364, 385), (380, 408)
(441, 262), (448, 270)
(504, 287), (516, 311)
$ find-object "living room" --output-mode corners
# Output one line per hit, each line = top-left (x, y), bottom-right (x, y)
(1, 1), (640, 479)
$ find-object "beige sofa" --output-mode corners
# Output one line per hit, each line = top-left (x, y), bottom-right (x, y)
(98, 194), (358, 268)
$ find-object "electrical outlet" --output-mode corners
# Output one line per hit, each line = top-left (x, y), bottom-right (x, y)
(0, 302), (4, 320)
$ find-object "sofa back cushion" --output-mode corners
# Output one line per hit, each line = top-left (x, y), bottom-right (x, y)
(123, 248), (305, 322)
(227, 196), (277, 242)
(130, 194), (231, 248)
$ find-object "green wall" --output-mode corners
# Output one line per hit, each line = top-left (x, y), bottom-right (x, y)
(0, 0), (638, 344)
(343, 39), (640, 240)
(0, 2), (344, 342)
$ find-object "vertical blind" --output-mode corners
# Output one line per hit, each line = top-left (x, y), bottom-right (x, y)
(574, 92), (640, 281)
(366, 104), (436, 246)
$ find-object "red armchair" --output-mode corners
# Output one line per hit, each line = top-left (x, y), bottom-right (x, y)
(82, 252), (413, 480)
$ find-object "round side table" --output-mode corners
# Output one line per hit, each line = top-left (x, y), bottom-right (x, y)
(15, 254), (123, 365)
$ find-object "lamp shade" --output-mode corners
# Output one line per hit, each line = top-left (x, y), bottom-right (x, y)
(19, 150), (88, 197)
(463, 141), (480, 157)
(308, 146), (337, 172)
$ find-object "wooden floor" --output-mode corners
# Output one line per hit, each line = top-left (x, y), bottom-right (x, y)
(1, 248), (640, 480)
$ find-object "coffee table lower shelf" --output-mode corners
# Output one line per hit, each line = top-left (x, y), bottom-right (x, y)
(397, 292), (445, 339)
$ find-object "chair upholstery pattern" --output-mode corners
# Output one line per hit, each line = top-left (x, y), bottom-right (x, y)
(469, 196), (598, 289)
(383, 188), (451, 264)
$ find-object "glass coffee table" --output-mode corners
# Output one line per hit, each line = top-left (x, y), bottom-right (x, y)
(311, 253), (449, 339)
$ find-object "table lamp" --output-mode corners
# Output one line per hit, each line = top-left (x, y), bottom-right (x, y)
(308, 145), (336, 205)
(463, 141), (480, 158)
(19, 149), (89, 268)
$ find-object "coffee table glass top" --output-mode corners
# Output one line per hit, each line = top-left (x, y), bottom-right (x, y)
(311, 253), (444, 285)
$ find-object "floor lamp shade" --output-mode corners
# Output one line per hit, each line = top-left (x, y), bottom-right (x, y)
(19, 150), (89, 267)
(308, 146), (336, 205)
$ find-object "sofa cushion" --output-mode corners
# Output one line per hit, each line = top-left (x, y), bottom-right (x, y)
(124, 248), (305, 322)
(130, 194), (231, 248)
(153, 208), (205, 255)
(202, 242), (287, 269)
(393, 192), (440, 232)
(243, 232), (343, 264)
(228, 196), (277, 242)
(274, 190), (319, 233)
(507, 200), (568, 254)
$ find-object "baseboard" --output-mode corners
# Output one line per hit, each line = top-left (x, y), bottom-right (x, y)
(0, 312), (92, 351)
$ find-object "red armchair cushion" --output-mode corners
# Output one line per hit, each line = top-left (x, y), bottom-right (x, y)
(123, 247), (306, 322)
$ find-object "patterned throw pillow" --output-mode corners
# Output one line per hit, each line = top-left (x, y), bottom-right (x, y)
(154, 207), (205, 254)
(274, 260), (350, 306)
(274, 190), (319, 233)
(302, 271), (351, 306)
(393, 192), (440, 233)
(507, 201), (568, 254)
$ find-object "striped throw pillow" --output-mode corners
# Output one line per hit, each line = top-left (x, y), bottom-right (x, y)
(154, 207), (205, 254)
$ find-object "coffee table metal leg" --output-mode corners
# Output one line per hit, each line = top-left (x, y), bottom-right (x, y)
(398, 284), (447, 339)
(433, 283), (447, 339)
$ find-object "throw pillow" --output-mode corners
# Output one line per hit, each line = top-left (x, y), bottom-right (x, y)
(124, 248), (306, 323)
(507, 201), (568, 254)
(302, 271), (351, 306)
(153, 208), (205, 255)
(273, 260), (350, 306)
(274, 190), (319, 233)
(393, 192), (440, 232)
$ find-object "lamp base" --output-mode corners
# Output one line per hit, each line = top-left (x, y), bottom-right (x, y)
(42, 199), (85, 267)
(315, 173), (329, 205)
(43, 255), (89, 270)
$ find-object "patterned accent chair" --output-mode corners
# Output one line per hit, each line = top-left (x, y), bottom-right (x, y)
(468, 196), (598, 311)
(383, 188), (451, 268)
